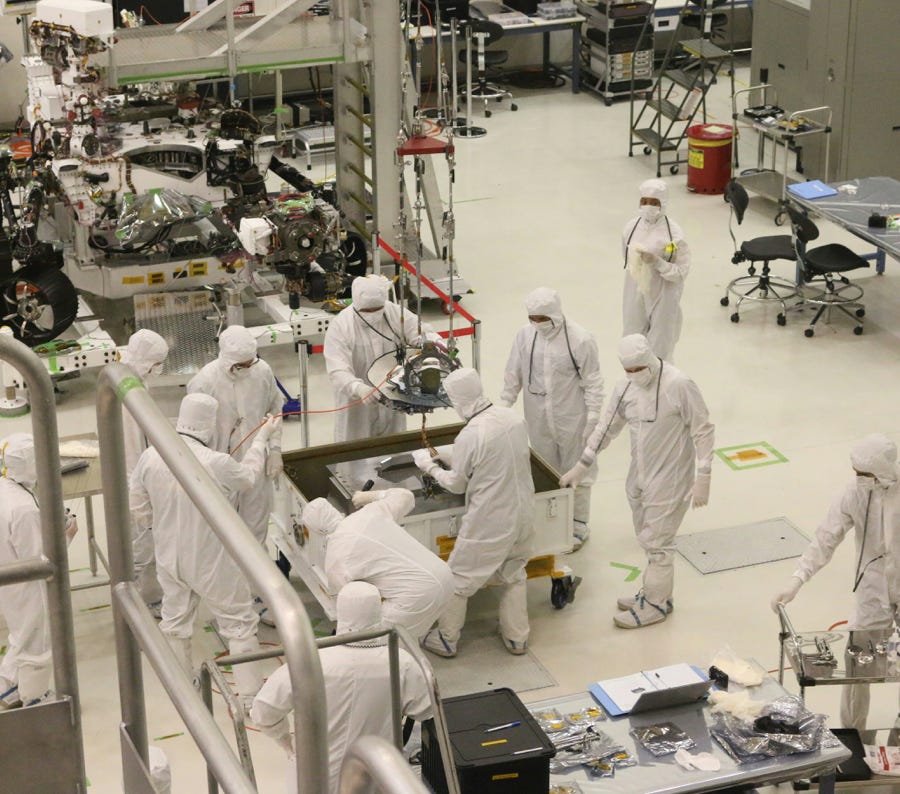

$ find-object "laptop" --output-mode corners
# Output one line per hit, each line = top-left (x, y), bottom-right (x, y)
(629, 679), (713, 714)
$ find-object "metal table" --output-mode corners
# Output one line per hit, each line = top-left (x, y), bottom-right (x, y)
(60, 434), (108, 591)
(788, 177), (900, 274)
(529, 675), (850, 793)
(409, 14), (585, 95)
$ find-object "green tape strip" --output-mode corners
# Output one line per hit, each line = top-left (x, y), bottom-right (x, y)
(115, 375), (143, 401)
(48, 356), (60, 374)
(610, 562), (641, 582)
(153, 732), (184, 741)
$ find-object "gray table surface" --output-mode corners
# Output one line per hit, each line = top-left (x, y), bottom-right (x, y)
(530, 675), (850, 793)
(60, 434), (103, 501)
(789, 177), (900, 260)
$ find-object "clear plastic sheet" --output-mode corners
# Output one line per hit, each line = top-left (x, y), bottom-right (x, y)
(710, 695), (833, 764)
(549, 784), (584, 794)
(115, 188), (212, 246)
(630, 722), (696, 756)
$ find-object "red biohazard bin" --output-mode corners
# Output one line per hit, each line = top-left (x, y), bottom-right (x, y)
(687, 123), (733, 195)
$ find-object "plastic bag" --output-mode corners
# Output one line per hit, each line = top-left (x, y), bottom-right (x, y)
(549, 785), (584, 794)
(115, 188), (212, 246)
(531, 707), (567, 734)
(630, 722), (696, 756)
(710, 645), (765, 687)
(710, 695), (830, 764)
(864, 744), (900, 776)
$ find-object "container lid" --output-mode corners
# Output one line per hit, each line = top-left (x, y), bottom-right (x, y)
(687, 123), (733, 140)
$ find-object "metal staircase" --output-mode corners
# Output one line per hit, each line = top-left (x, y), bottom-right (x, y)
(628, 0), (735, 177)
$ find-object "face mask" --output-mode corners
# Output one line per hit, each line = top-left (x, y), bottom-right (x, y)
(231, 367), (253, 380)
(532, 320), (554, 336)
(639, 204), (662, 223)
(147, 362), (164, 378)
(626, 369), (654, 388)
(856, 475), (876, 492)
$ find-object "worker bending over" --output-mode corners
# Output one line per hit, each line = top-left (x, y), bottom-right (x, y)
(413, 367), (535, 657)
(302, 488), (454, 640)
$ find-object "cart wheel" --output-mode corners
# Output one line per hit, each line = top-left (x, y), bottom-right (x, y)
(777, 313), (787, 326)
(669, 164), (679, 175)
(854, 326), (863, 335)
(643, 146), (652, 156)
(511, 103), (518, 111)
(276, 551), (292, 580)
(805, 328), (815, 338)
(730, 312), (740, 323)
(856, 308), (865, 318)
(774, 212), (786, 226)
(604, 98), (613, 107)
(485, 110), (492, 118)
(550, 575), (582, 610)
(720, 296), (729, 307)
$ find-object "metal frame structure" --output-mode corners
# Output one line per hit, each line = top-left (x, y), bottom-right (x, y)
(203, 625), (460, 794)
(96, 362), (330, 792)
(0, 335), (87, 792)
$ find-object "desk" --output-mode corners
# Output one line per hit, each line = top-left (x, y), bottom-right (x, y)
(788, 177), (900, 274)
(409, 15), (584, 95)
(60, 434), (107, 592)
(530, 675), (850, 793)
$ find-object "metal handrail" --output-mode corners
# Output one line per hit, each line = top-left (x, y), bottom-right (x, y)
(0, 334), (86, 789)
(213, 626), (462, 794)
(777, 602), (802, 686)
(96, 362), (328, 793)
(339, 735), (429, 794)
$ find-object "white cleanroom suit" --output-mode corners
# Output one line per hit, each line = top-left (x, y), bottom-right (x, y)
(188, 325), (283, 545)
(0, 434), (51, 706)
(621, 178), (691, 363)
(250, 581), (433, 794)
(772, 434), (900, 730)
(500, 287), (604, 546)
(324, 275), (438, 442)
(303, 489), (454, 639)
(562, 335), (714, 628)
(129, 393), (276, 699)
(413, 368), (535, 656)
(120, 328), (169, 613)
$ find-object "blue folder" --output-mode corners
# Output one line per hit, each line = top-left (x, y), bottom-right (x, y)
(787, 180), (838, 200)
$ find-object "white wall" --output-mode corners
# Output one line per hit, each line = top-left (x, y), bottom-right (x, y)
(0, 13), (28, 125)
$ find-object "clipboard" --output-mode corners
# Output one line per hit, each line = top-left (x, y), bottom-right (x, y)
(787, 180), (838, 200)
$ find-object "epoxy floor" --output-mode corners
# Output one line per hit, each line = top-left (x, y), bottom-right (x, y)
(3, 54), (900, 791)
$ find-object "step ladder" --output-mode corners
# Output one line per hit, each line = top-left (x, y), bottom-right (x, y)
(628, 0), (735, 177)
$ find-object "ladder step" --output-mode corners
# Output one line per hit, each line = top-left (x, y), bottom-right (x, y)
(678, 38), (728, 60)
(647, 98), (683, 121)
(664, 68), (706, 91)
(633, 128), (679, 152)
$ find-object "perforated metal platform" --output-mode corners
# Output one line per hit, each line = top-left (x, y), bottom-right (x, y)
(426, 619), (557, 698)
(676, 517), (809, 574)
(134, 291), (218, 377)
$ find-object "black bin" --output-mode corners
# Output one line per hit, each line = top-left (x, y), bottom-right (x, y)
(422, 688), (555, 794)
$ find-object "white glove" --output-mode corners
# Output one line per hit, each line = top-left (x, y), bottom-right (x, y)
(352, 490), (383, 508)
(255, 414), (282, 446)
(265, 450), (283, 478)
(692, 470), (711, 508)
(640, 247), (657, 265)
(560, 461), (590, 489)
(65, 513), (79, 545)
(351, 380), (380, 405)
(499, 399), (514, 409)
(770, 577), (803, 614)
(412, 448), (439, 474)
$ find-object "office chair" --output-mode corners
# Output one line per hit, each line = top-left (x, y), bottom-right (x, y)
(458, 19), (517, 118)
(786, 205), (869, 337)
(721, 179), (800, 325)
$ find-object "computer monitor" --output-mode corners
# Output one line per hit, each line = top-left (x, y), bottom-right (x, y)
(417, 0), (470, 22)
